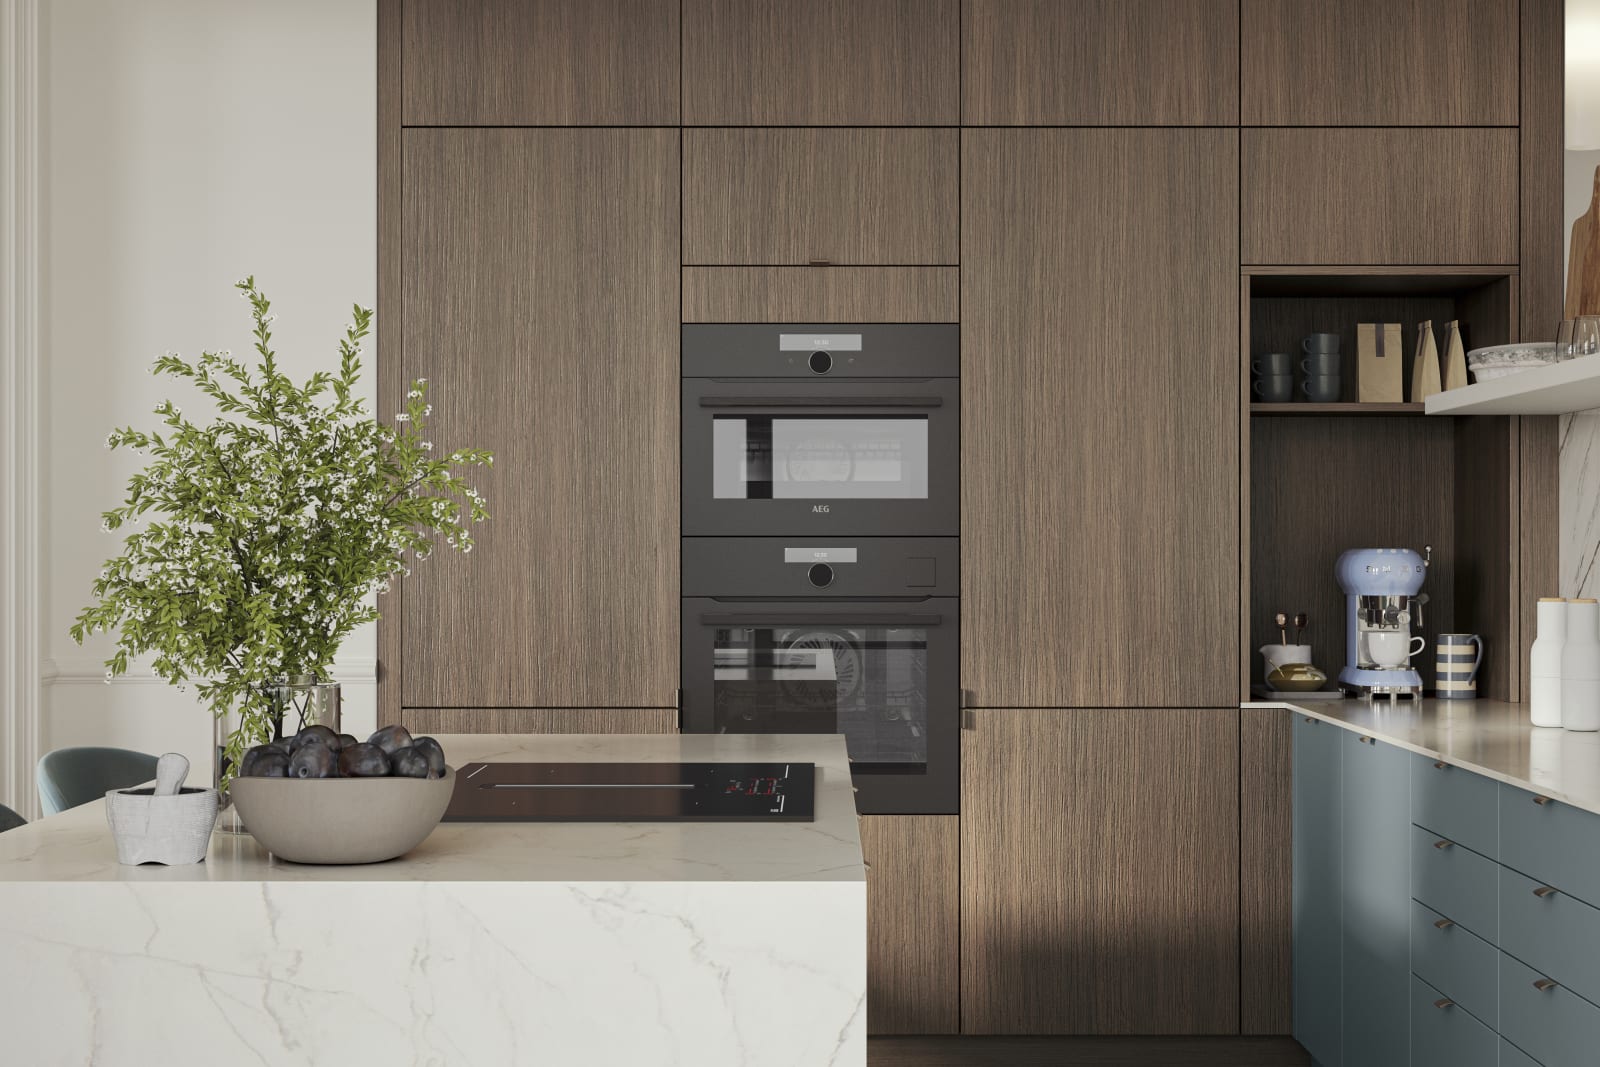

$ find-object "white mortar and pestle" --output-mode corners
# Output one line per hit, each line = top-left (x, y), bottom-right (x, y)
(105, 752), (218, 865)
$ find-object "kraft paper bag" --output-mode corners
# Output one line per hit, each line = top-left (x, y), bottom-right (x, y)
(1411, 320), (1442, 403)
(1357, 322), (1404, 402)
(1442, 320), (1469, 391)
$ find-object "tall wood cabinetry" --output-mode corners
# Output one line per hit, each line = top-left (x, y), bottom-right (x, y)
(961, 709), (1241, 1034)
(380, 4), (681, 720)
(380, 0), (1564, 1045)
(961, 128), (1239, 709)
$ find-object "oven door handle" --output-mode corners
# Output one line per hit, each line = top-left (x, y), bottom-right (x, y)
(697, 396), (943, 408)
(699, 612), (943, 627)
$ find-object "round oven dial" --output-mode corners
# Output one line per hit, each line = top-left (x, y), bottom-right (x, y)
(808, 563), (835, 588)
(808, 350), (833, 374)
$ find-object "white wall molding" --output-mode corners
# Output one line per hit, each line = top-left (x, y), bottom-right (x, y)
(0, 0), (43, 819)
(43, 657), (379, 687)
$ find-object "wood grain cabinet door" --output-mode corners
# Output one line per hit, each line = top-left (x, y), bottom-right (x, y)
(683, 128), (958, 265)
(960, 708), (1241, 1034)
(402, 0), (679, 125)
(682, 0), (958, 125)
(1243, 128), (1519, 266)
(401, 129), (679, 709)
(860, 815), (960, 1035)
(961, 129), (1240, 708)
(1242, 0), (1517, 126)
(963, 0), (1239, 125)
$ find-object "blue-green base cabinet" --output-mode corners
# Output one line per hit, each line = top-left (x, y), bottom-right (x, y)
(1291, 711), (1600, 1067)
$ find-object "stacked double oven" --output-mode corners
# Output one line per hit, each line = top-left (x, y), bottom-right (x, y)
(681, 325), (959, 813)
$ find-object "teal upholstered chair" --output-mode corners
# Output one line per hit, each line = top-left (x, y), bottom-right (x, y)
(36, 747), (159, 815)
(0, 803), (24, 833)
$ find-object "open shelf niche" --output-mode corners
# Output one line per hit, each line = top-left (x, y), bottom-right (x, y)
(1240, 267), (1522, 702)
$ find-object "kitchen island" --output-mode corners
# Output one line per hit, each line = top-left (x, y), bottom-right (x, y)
(0, 734), (866, 1066)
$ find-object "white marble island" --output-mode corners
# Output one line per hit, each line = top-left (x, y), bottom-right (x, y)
(0, 734), (866, 1067)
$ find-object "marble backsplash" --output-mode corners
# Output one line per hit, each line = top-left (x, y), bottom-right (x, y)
(1562, 412), (1600, 598)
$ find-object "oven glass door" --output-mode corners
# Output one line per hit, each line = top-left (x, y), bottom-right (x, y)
(712, 415), (930, 500)
(684, 599), (959, 814)
(682, 379), (958, 536)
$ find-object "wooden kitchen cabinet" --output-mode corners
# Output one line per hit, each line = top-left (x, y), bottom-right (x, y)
(400, 129), (679, 708)
(682, 0), (957, 125)
(1243, 128), (1519, 266)
(961, 129), (1239, 708)
(1241, 0), (1517, 126)
(682, 128), (958, 266)
(960, 708), (1241, 1035)
(860, 815), (960, 1035)
(963, 0), (1238, 125)
(401, 0), (679, 125)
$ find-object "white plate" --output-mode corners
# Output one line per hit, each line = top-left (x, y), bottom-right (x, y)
(1467, 341), (1558, 368)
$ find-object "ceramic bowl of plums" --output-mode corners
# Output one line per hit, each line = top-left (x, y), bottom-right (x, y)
(227, 724), (454, 865)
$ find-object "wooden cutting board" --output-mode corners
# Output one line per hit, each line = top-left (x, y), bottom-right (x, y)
(1568, 163), (1600, 319)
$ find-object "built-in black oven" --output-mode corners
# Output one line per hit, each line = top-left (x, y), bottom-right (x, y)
(682, 324), (958, 537)
(681, 537), (958, 814)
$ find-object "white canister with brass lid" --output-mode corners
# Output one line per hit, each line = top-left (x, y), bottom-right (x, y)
(1530, 597), (1566, 727)
(1561, 598), (1600, 732)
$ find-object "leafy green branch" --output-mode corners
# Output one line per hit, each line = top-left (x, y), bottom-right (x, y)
(71, 278), (491, 773)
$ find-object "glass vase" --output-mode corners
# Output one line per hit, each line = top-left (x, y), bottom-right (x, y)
(213, 675), (342, 834)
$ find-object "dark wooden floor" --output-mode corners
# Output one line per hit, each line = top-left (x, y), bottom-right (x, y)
(868, 1037), (1312, 1066)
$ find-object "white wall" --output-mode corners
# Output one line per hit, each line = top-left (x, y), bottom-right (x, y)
(37, 0), (376, 804)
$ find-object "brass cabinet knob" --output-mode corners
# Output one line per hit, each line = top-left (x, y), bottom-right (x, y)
(1433, 917), (1456, 929)
(1433, 839), (1453, 850)
(1433, 761), (1448, 770)
(1534, 978), (1559, 992)
(1359, 736), (1376, 745)
(1533, 795), (1553, 806)
(1534, 886), (1559, 898)
(1433, 997), (1454, 1010)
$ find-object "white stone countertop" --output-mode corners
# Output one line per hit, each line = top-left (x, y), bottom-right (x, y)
(0, 732), (866, 883)
(1247, 698), (1600, 816)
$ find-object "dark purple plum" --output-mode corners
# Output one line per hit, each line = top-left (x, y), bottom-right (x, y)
(390, 747), (430, 779)
(336, 733), (359, 750)
(367, 724), (413, 756)
(250, 750), (291, 778)
(289, 744), (337, 779)
(292, 724), (340, 752)
(337, 742), (391, 778)
(411, 736), (447, 779)
(238, 744), (278, 778)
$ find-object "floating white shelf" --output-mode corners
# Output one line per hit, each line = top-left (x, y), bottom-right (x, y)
(1424, 356), (1600, 415)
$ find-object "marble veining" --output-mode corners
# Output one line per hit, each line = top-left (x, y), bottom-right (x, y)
(0, 734), (867, 1066)
(1249, 698), (1600, 815)
(1561, 410), (1600, 598)
(0, 733), (866, 884)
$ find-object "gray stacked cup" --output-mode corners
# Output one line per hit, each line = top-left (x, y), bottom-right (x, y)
(1299, 333), (1342, 402)
(1251, 352), (1294, 403)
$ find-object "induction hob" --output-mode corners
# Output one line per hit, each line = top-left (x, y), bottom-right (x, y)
(441, 762), (815, 822)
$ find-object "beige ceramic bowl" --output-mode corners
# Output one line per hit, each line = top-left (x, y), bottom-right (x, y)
(229, 767), (454, 864)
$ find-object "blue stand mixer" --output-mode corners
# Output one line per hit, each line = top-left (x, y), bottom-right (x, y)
(1335, 546), (1432, 702)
